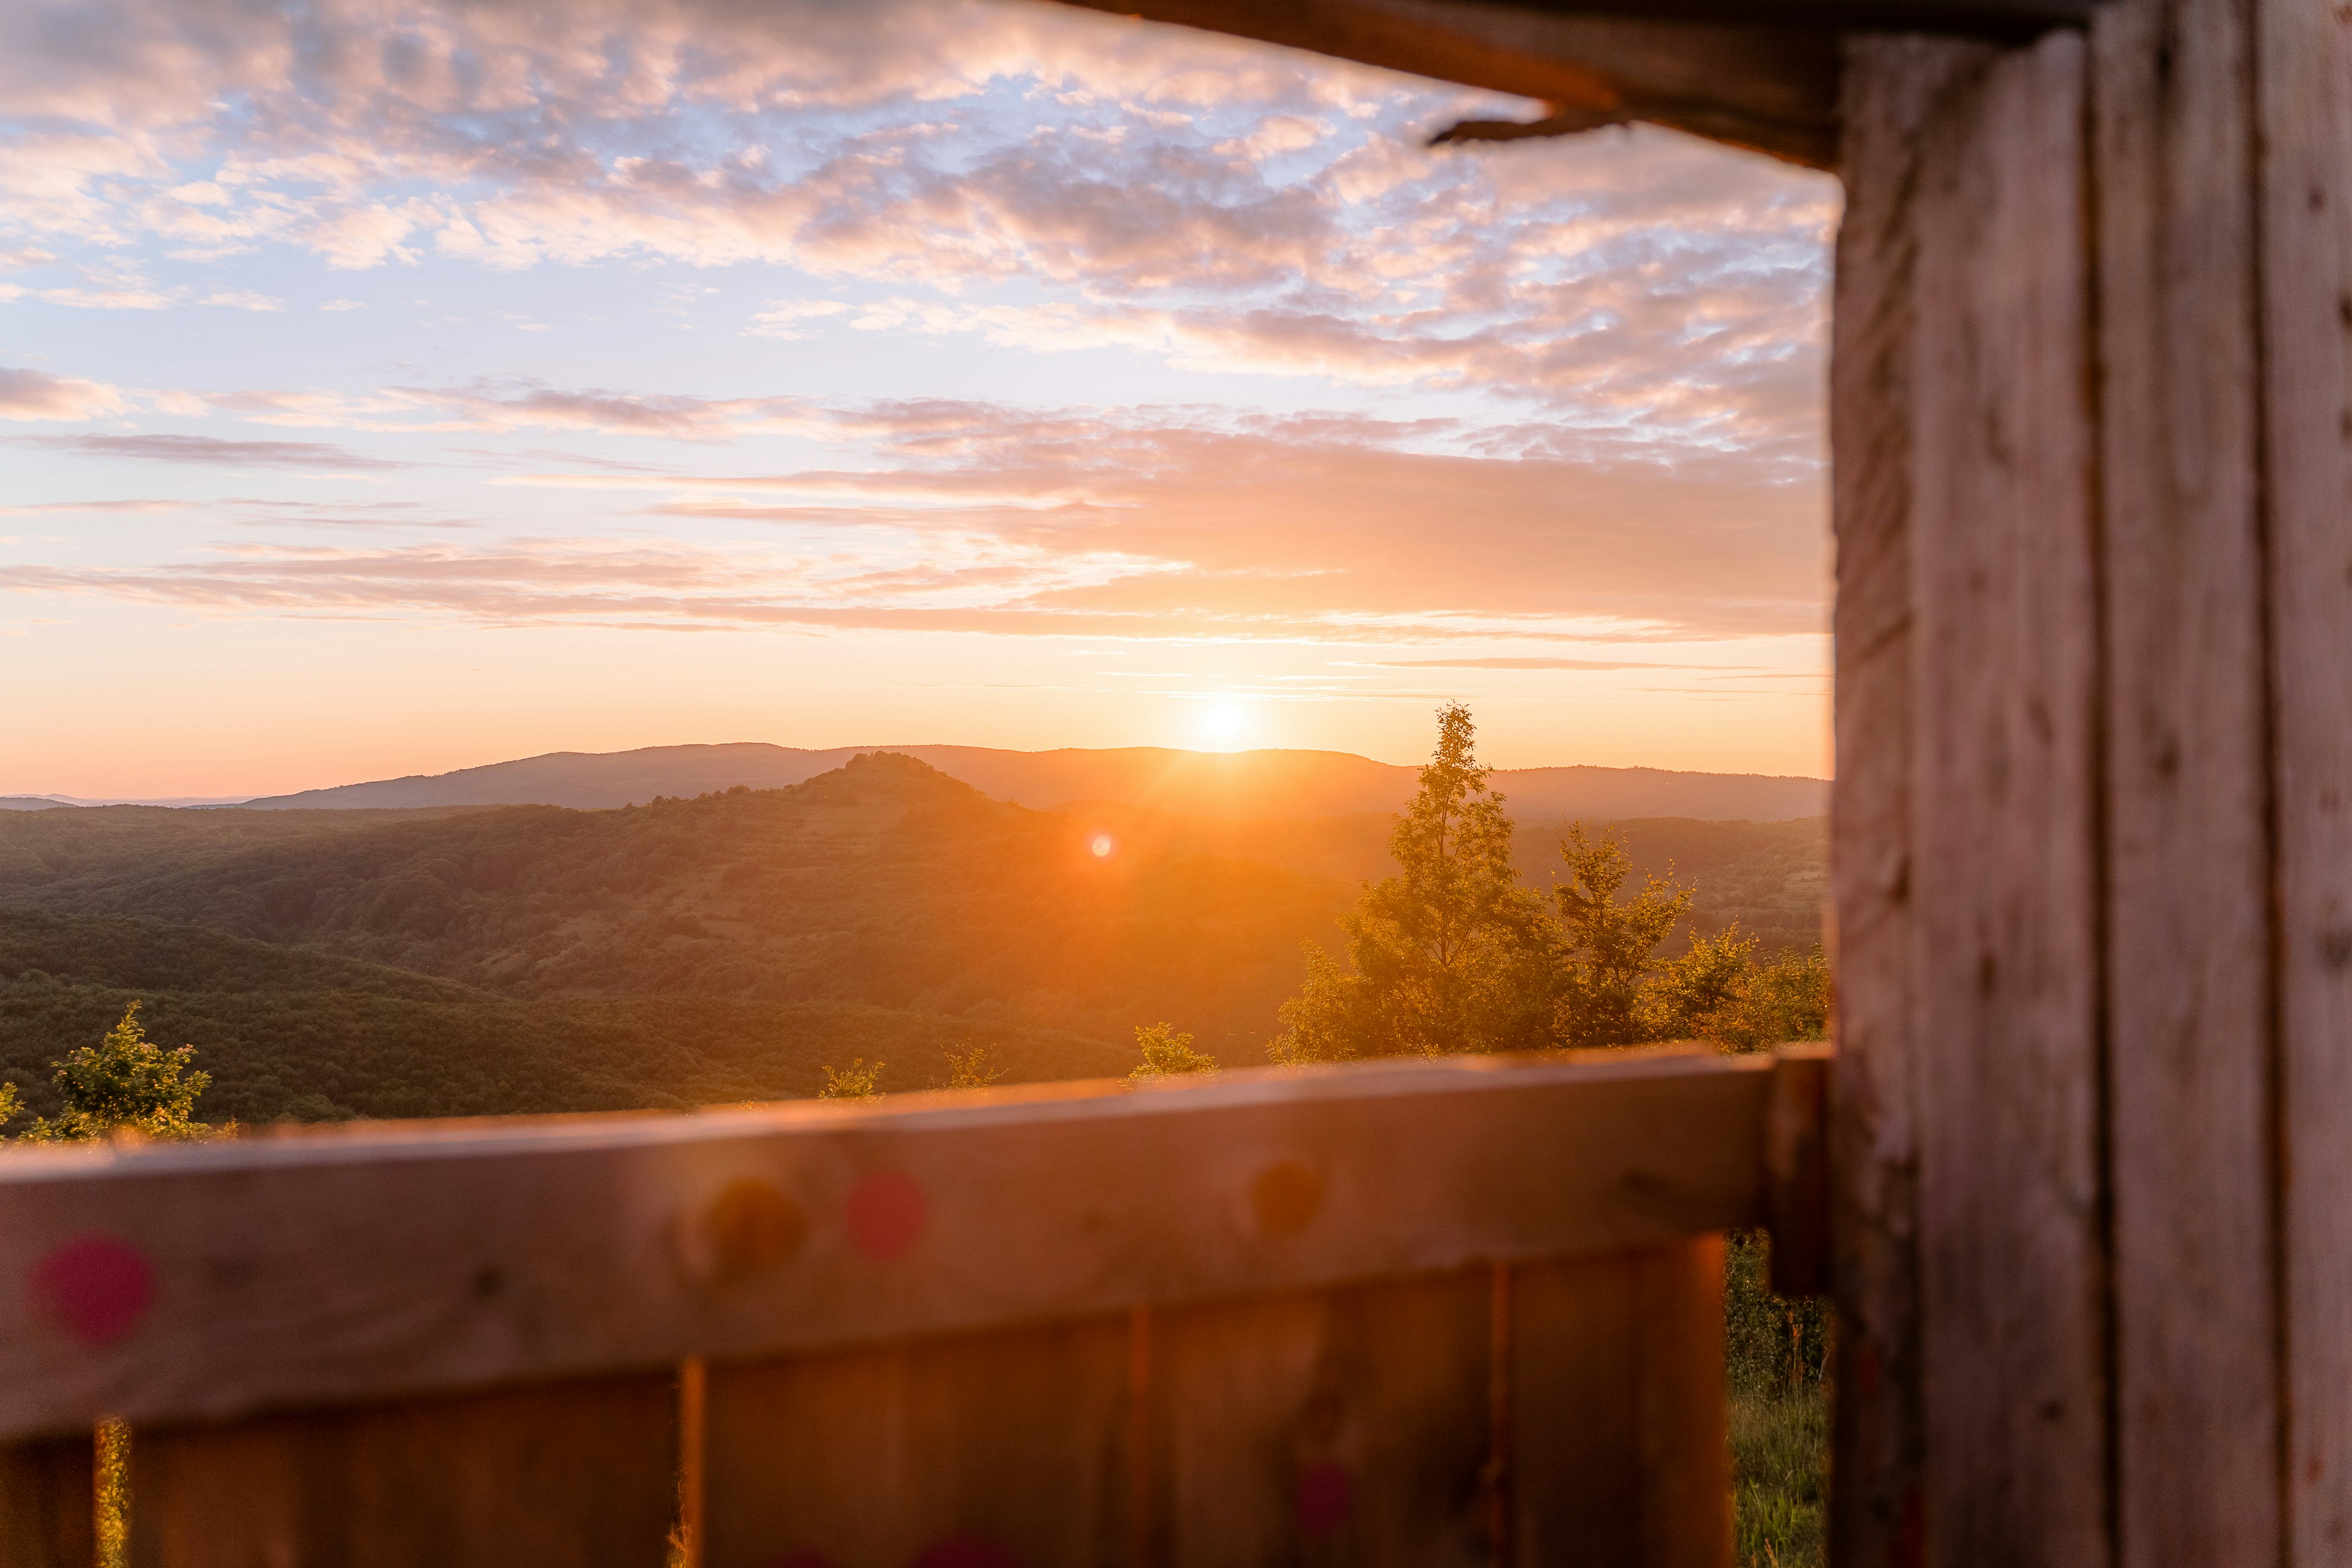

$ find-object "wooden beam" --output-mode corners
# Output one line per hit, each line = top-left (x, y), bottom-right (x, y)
(0, 1049), (1808, 1444)
(1047, 0), (1841, 167)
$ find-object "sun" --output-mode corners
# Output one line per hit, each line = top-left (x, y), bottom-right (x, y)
(1196, 702), (1251, 750)
(1089, 833), (1115, 859)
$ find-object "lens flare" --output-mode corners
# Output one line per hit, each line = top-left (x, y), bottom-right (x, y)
(1090, 834), (1115, 858)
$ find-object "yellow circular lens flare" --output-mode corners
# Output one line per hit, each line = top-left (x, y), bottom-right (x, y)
(1090, 834), (1115, 858)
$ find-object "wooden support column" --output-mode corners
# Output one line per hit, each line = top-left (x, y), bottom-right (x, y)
(2258, 0), (2352, 1561)
(1837, 2), (2352, 1563)
(1832, 28), (2106, 1568)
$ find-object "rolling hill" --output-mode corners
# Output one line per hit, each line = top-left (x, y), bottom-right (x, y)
(232, 741), (1830, 823)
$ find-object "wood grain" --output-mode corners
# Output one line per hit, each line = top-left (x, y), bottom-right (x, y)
(2258, 0), (2352, 1561)
(1828, 35), (1955, 1566)
(2089, 1), (2280, 1562)
(0, 1436), (96, 1568)
(1152, 1274), (1491, 1567)
(0, 1050), (1790, 1442)
(1509, 1243), (1726, 1567)
(704, 1316), (1134, 1568)
(1907, 28), (2108, 1564)
(126, 1374), (676, 1568)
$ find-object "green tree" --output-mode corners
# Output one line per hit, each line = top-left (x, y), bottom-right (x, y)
(0, 1082), (20, 1134)
(1553, 824), (1694, 1049)
(940, 1042), (1006, 1090)
(1641, 922), (1761, 1042)
(1131, 1022), (1218, 1080)
(1697, 946), (1834, 1052)
(21, 1002), (211, 1142)
(818, 1058), (883, 1099)
(1272, 704), (1556, 1062)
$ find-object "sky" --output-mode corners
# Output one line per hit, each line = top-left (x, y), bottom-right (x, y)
(0, 0), (1840, 800)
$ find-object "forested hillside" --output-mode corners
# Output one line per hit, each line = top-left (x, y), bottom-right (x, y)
(0, 752), (1827, 1126)
(0, 909), (1126, 1124)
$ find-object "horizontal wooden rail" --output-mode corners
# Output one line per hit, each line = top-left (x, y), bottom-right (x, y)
(0, 1045), (1823, 1444)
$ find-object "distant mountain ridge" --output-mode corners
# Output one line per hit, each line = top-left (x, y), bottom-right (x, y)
(234, 742), (1828, 823)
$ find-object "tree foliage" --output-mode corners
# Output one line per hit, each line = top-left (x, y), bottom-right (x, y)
(816, 1057), (883, 1099)
(939, 1042), (1006, 1090)
(1130, 1022), (1218, 1079)
(1270, 705), (1833, 1061)
(1272, 704), (1555, 1061)
(19, 1001), (211, 1142)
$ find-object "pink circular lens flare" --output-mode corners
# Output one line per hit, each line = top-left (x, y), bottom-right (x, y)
(30, 1235), (154, 1347)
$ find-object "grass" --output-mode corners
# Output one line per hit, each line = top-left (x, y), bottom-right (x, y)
(1724, 1231), (1830, 1568)
(1731, 1382), (1828, 1567)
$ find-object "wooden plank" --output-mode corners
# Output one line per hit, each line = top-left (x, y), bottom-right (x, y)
(1150, 1272), (1491, 1566)
(1826, 35), (1952, 1565)
(1764, 1042), (1831, 1296)
(0, 1436), (95, 1568)
(1050, 0), (1840, 166)
(0, 1050), (1787, 1442)
(1906, 26), (2108, 1566)
(1510, 1241), (1727, 1567)
(1835, 25), (2111, 1566)
(2088, 1), (2279, 1564)
(126, 1373), (676, 1568)
(2257, 0), (2352, 1560)
(703, 1317), (1134, 1568)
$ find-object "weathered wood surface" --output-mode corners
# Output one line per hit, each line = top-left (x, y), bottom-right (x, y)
(1827, 34), (1945, 1567)
(1051, 0), (1841, 165)
(1763, 1041), (1831, 1295)
(124, 1374), (676, 1568)
(2091, 0), (2278, 1561)
(0, 1049), (1796, 1442)
(0, 1438), (95, 1568)
(1834, 24), (2108, 1568)
(701, 1248), (1722, 1568)
(2261, 0), (2352, 1561)
(1512, 1243), (1728, 1566)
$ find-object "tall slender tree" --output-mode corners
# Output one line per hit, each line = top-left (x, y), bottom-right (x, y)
(1272, 704), (1555, 1060)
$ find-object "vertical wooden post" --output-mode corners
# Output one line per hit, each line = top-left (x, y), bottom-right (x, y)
(2258, 0), (2352, 1562)
(676, 1357), (707, 1568)
(2090, 0), (2278, 1562)
(1832, 28), (2106, 1568)
(1836, 2), (2352, 1564)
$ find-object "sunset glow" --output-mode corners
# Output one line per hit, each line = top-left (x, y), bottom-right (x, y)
(0, 0), (1838, 799)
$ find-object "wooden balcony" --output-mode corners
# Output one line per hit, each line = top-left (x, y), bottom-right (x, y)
(0, 1046), (1827, 1568)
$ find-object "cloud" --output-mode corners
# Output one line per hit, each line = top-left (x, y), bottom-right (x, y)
(744, 298), (851, 339)
(16, 433), (399, 469)
(202, 290), (283, 311)
(320, 299), (365, 311)
(0, 366), (129, 421)
(0, 498), (186, 514)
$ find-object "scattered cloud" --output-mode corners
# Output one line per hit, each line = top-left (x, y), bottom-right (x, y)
(202, 290), (283, 311)
(15, 433), (400, 469)
(745, 298), (852, 339)
(0, 365), (128, 421)
(320, 299), (365, 311)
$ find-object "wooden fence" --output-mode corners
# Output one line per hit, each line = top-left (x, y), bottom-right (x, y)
(0, 1046), (1826, 1568)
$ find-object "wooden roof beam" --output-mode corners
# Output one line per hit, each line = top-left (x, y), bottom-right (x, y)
(1047, 0), (2092, 168)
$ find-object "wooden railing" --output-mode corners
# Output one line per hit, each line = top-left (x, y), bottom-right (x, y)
(0, 1044), (1829, 1568)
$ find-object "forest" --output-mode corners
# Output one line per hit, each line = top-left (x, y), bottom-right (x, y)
(0, 737), (1826, 1127)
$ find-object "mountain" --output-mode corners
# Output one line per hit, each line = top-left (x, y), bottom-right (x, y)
(0, 798), (74, 812)
(232, 742), (1828, 823)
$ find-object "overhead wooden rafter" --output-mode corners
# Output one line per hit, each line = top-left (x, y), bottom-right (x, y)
(1048, 0), (2100, 167)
